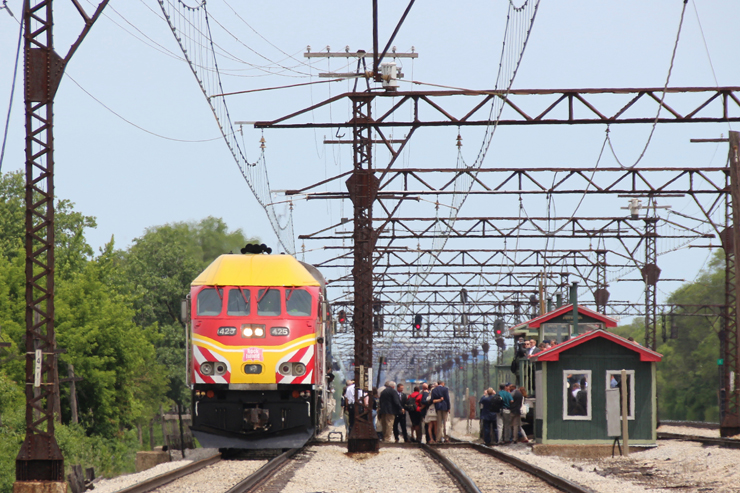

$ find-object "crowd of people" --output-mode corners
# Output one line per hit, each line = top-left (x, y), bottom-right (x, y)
(341, 380), (454, 443)
(478, 383), (530, 445)
(340, 379), (533, 445)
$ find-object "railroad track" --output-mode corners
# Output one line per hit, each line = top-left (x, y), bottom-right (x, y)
(657, 432), (740, 449)
(114, 449), (299, 493)
(442, 437), (596, 493)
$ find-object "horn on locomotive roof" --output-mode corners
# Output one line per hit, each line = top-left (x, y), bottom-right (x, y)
(240, 243), (272, 254)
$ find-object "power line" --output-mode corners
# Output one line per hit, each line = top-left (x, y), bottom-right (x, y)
(67, 75), (223, 143)
(0, 13), (21, 172)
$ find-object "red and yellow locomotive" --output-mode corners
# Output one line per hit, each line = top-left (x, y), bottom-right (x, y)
(187, 251), (331, 449)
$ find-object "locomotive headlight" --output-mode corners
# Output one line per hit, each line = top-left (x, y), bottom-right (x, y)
(279, 363), (292, 376)
(292, 363), (306, 376)
(242, 327), (253, 337)
(254, 327), (264, 337)
(214, 363), (227, 375)
(200, 362), (214, 375)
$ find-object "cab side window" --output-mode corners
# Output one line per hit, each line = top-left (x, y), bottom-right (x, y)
(197, 288), (222, 316)
(286, 289), (313, 317)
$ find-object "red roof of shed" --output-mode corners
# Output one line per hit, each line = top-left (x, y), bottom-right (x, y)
(529, 329), (662, 362)
(509, 304), (618, 333)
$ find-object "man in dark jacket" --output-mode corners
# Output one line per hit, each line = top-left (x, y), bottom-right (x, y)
(379, 381), (402, 441)
(479, 388), (496, 445)
(430, 380), (451, 442)
(510, 385), (524, 444)
(394, 383), (409, 442)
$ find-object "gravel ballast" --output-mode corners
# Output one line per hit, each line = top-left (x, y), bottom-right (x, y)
(262, 445), (462, 493)
(151, 459), (267, 493)
(439, 447), (560, 493)
(91, 448), (218, 493)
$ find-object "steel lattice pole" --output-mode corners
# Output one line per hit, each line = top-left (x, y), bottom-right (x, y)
(17, 0), (64, 482)
(347, 95), (379, 452)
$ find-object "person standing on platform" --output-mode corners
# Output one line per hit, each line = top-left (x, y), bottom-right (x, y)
(379, 381), (402, 442)
(479, 388), (496, 446)
(431, 380), (451, 443)
(394, 383), (410, 442)
(407, 385), (423, 442)
(510, 384), (524, 444)
(423, 383), (438, 443)
(496, 383), (512, 444)
(344, 380), (356, 436)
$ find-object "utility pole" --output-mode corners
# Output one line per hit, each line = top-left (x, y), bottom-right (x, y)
(642, 217), (660, 350)
(724, 130), (740, 437)
(17, 0), (108, 488)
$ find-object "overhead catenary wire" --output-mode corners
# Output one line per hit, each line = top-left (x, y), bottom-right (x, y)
(67, 75), (223, 143)
(607, 0), (689, 169)
(0, 11), (22, 173)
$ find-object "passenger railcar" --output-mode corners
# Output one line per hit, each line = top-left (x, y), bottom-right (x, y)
(187, 252), (331, 449)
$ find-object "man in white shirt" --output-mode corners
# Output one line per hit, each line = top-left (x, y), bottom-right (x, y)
(344, 381), (356, 434)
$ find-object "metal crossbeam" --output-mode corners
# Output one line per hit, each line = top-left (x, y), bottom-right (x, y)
(255, 87), (740, 129)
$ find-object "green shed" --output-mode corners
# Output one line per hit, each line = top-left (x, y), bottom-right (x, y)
(530, 329), (662, 446)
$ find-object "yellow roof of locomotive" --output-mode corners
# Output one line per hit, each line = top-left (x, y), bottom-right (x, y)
(191, 254), (320, 287)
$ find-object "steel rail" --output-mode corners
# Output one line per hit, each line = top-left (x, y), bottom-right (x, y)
(419, 443), (482, 493)
(115, 453), (221, 493)
(446, 438), (596, 493)
(224, 447), (301, 493)
(657, 433), (740, 449)
(659, 420), (719, 429)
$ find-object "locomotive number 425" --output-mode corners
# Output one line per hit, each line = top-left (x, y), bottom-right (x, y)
(217, 327), (238, 336)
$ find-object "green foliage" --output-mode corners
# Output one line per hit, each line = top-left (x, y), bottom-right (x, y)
(56, 423), (140, 479)
(56, 249), (169, 436)
(0, 375), (25, 493)
(0, 171), (96, 278)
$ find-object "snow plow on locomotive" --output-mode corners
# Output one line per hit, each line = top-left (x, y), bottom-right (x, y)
(185, 249), (333, 449)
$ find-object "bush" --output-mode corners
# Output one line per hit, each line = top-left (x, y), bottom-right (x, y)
(56, 423), (140, 479)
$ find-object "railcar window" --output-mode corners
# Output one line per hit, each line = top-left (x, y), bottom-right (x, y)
(197, 288), (222, 316)
(227, 288), (250, 316)
(285, 289), (312, 317)
(606, 370), (635, 419)
(563, 370), (591, 420)
(257, 288), (281, 316)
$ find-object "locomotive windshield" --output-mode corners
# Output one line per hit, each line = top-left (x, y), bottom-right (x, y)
(257, 288), (281, 316)
(197, 288), (222, 316)
(285, 289), (312, 317)
(227, 288), (250, 316)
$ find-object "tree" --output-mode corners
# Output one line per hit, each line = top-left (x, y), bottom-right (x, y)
(0, 171), (96, 278)
(55, 243), (168, 437)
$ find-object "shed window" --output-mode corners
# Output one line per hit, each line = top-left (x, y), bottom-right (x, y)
(606, 370), (635, 420)
(227, 288), (250, 316)
(257, 288), (281, 316)
(563, 370), (591, 420)
(197, 288), (223, 316)
(285, 289), (312, 317)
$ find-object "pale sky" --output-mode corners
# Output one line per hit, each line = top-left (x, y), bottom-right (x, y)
(1, 1), (739, 326)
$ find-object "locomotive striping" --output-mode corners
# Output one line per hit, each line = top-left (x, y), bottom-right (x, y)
(193, 333), (317, 354)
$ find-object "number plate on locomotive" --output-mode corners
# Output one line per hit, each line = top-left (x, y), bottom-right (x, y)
(270, 326), (290, 336)
(217, 326), (237, 336)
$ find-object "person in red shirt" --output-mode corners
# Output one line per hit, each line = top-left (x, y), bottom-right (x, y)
(406, 386), (422, 442)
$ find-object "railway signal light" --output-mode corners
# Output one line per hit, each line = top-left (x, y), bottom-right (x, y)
(338, 310), (346, 324)
(414, 314), (422, 331)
